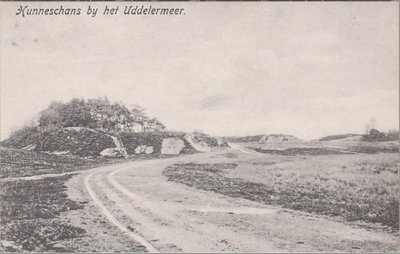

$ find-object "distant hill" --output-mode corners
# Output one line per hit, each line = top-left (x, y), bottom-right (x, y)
(319, 134), (362, 142)
(320, 129), (398, 142)
(361, 129), (399, 142)
(222, 134), (301, 143)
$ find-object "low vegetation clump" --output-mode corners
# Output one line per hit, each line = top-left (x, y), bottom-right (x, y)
(0, 147), (109, 178)
(189, 132), (229, 147)
(164, 159), (399, 231)
(346, 144), (399, 154)
(0, 175), (86, 251)
(361, 129), (398, 142)
(248, 147), (349, 156)
(0, 126), (42, 149)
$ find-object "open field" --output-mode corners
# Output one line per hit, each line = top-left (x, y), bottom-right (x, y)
(164, 142), (399, 231)
(245, 140), (399, 155)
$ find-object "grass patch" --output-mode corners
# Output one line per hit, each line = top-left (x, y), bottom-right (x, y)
(248, 147), (349, 156)
(0, 147), (110, 178)
(247, 141), (399, 155)
(0, 175), (86, 251)
(164, 162), (399, 231)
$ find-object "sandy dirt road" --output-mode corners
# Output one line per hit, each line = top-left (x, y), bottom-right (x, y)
(66, 149), (399, 252)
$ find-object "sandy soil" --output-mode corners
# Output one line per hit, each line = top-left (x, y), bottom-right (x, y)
(65, 148), (399, 252)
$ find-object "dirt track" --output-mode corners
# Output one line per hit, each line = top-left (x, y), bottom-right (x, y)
(66, 149), (399, 252)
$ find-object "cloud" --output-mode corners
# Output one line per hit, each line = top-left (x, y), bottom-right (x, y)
(198, 95), (234, 111)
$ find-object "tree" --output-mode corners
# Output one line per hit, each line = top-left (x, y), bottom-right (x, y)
(37, 97), (165, 133)
(60, 98), (95, 128)
(87, 97), (112, 129)
(129, 105), (148, 132)
(146, 117), (166, 132)
(364, 117), (377, 134)
(38, 101), (63, 129)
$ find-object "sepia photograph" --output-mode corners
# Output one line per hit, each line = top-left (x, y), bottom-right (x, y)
(0, 2), (399, 253)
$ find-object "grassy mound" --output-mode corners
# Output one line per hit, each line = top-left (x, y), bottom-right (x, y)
(35, 128), (115, 157)
(120, 131), (195, 155)
(1, 126), (227, 157)
(1, 127), (116, 157)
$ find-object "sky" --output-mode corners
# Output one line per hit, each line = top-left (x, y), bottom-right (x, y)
(1, 2), (398, 140)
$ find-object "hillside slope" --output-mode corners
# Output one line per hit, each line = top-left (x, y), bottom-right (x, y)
(320, 130), (398, 143)
(1, 128), (226, 157)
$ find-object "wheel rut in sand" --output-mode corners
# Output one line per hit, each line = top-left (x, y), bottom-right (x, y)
(84, 168), (159, 253)
(88, 168), (238, 252)
(104, 164), (283, 252)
